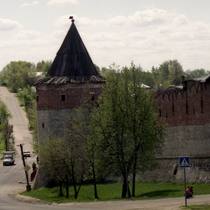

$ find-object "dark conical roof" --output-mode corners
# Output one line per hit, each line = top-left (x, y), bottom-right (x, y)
(47, 21), (101, 81)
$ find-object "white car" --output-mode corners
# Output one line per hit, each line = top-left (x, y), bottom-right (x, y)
(2, 152), (15, 166)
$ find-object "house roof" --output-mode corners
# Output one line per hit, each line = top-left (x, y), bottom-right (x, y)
(46, 18), (102, 82)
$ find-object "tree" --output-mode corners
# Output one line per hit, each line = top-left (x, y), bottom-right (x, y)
(91, 64), (164, 198)
(40, 107), (90, 199)
(153, 60), (184, 87)
(0, 61), (36, 92)
(185, 69), (209, 79)
(0, 102), (13, 151)
(36, 61), (52, 76)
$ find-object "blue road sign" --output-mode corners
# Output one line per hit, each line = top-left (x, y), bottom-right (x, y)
(179, 156), (190, 167)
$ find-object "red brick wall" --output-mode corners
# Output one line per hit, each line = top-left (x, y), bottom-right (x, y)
(36, 83), (103, 110)
(156, 81), (210, 126)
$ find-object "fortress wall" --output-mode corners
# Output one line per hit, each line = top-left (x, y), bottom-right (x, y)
(157, 80), (210, 126)
(162, 124), (210, 157)
(141, 158), (210, 183)
(141, 124), (210, 183)
(145, 79), (210, 182)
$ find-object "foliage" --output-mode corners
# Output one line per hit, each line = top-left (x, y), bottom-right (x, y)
(36, 60), (52, 76)
(0, 101), (12, 152)
(91, 65), (164, 198)
(39, 107), (92, 199)
(17, 87), (38, 147)
(0, 61), (36, 92)
(23, 182), (210, 202)
(0, 60), (51, 148)
(185, 69), (210, 80)
(152, 60), (184, 88)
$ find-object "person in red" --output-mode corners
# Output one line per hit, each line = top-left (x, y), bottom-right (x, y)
(185, 186), (193, 199)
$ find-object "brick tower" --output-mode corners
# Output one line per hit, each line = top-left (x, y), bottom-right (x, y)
(36, 18), (104, 144)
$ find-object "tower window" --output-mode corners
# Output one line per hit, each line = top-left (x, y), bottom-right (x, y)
(61, 95), (66, 102)
(186, 100), (189, 115)
(91, 95), (95, 101)
(172, 101), (175, 115)
(201, 97), (204, 113)
(159, 109), (162, 117)
(42, 123), (45, 128)
(90, 91), (95, 101)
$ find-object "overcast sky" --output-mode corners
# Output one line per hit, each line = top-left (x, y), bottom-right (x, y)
(1, 0), (210, 70)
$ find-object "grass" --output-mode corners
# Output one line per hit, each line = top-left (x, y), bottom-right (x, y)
(22, 182), (210, 203)
(183, 205), (210, 210)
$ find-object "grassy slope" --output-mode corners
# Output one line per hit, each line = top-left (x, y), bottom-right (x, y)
(183, 205), (210, 210)
(23, 182), (210, 203)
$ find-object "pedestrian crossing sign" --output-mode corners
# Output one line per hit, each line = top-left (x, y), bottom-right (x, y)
(179, 156), (190, 167)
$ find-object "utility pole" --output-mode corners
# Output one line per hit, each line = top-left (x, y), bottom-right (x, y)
(19, 144), (31, 191)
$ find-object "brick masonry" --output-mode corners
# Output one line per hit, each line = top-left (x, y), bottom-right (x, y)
(36, 83), (102, 110)
(156, 80), (210, 126)
(145, 78), (210, 183)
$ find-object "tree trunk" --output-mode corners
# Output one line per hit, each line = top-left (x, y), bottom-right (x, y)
(132, 154), (137, 197)
(92, 162), (99, 199)
(59, 181), (64, 197)
(71, 164), (78, 199)
(121, 175), (131, 198)
(65, 176), (69, 198)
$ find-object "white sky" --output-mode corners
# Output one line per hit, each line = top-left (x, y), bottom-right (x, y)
(1, 0), (210, 70)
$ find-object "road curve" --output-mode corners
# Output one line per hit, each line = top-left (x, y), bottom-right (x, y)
(0, 86), (210, 210)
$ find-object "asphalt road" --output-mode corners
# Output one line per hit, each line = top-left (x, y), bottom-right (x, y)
(0, 86), (210, 210)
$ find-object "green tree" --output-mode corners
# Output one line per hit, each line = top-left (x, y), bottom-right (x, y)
(185, 69), (209, 79)
(36, 61), (52, 76)
(91, 65), (164, 198)
(153, 60), (184, 87)
(40, 107), (90, 199)
(0, 61), (36, 92)
(0, 102), (13, 151)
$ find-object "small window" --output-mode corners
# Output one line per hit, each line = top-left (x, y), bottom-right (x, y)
(186, 100), (189, 115)
(172, 101), (175, 115)
(91, 95), (95, 101)
(61, 95), (66, 102)
(90, 91), (95, 101)
(201, 97), (204, 113)
(42, 123), (45, 128)
(36, 96), (39, 102)
(159, 109), (162, 117)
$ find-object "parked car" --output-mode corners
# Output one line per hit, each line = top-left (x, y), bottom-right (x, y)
(2, 151), (15, 166)
(23, 151), (31, 158)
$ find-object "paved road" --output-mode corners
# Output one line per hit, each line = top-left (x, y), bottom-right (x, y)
(0, 86), (210, 210)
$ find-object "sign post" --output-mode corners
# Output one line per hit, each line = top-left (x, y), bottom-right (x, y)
(179, 156), (190, 207)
